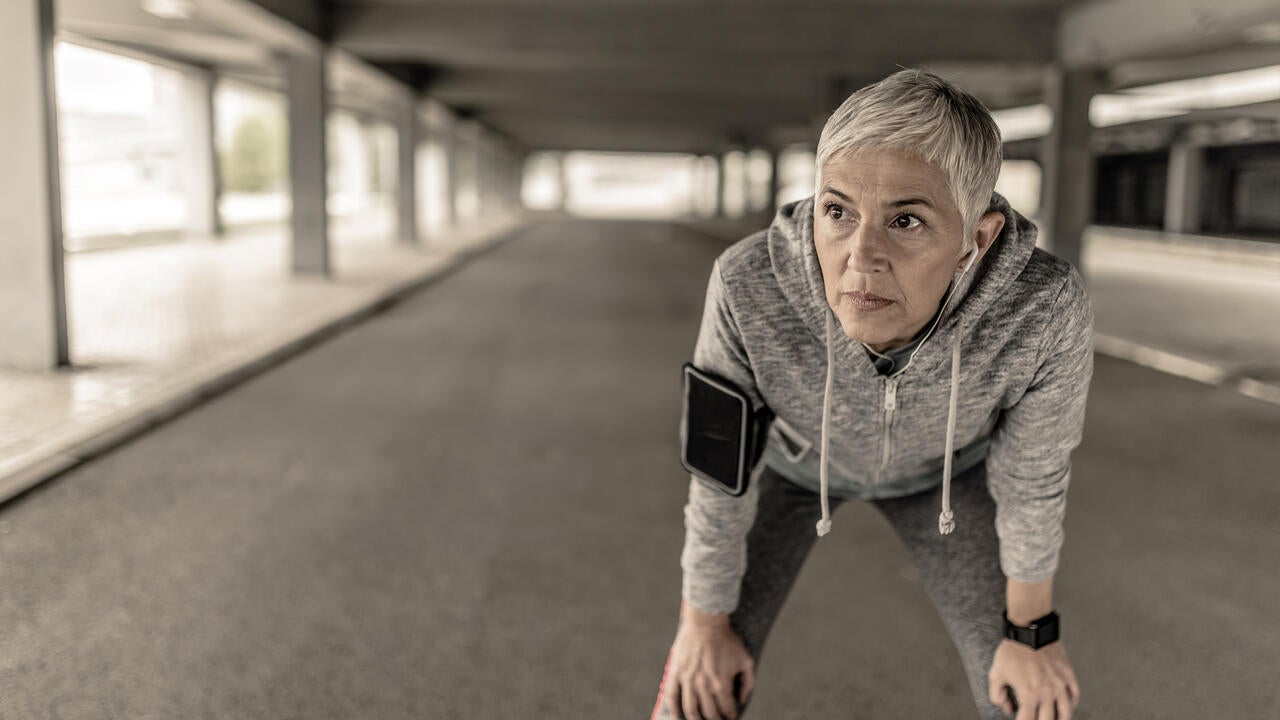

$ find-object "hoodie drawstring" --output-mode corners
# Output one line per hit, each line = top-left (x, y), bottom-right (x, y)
(816, 309), (836, 537)
(938, 331), (962, 535)
(814, 304), (966, 539)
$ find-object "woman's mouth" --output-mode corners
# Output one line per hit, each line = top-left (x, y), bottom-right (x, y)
(843, 291), (894, 311)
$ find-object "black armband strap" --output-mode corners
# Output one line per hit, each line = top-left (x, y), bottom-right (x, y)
(679, 362), (773, 497)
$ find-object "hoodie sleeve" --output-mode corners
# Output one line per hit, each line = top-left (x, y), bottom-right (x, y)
(679, 258), (765, 616)
(985, 265), (1095, 585)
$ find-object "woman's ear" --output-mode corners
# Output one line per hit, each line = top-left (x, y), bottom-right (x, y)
(957, 209), (1006, 273)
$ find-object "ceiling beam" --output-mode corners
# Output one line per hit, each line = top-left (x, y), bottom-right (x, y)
(426, 65), (829, 103)
(440, 91), (811, 126)
(1110, 44), (1280, 89)
(331, 3), (1055, 67)
(1058, 0), (1280, 69)
(478, 115), (741, 154)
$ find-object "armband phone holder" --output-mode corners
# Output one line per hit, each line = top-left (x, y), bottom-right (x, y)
(679, 362), (773, 497)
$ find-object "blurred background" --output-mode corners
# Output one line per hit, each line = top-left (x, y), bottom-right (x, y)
(1, 1), (1277, 718)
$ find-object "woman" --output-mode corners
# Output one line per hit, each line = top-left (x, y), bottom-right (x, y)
(653, 69), (1092, 720)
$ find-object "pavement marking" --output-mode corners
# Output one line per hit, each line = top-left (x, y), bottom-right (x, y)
(1093, 332), (1280, 407)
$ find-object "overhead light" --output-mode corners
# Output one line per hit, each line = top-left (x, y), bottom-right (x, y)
(991, 104), (1052, 142)
(1243, 22), (1280, 43)
(141, 0), (195, 20)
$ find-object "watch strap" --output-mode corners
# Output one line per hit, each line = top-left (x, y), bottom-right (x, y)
(1003, 609), (1060, 649)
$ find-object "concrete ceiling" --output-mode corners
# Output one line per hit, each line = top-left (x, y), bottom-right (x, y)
(329, 0), (1280, 153)
(53, 0), (1280, 155)
(330, 0), (1075, 153)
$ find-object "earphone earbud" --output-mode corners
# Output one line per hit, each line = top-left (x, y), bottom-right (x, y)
(958, 247), (978, 275)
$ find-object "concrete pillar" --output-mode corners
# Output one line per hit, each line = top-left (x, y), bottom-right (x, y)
(476, 139), (489, 217)
(442, 123), (458, 227)
(491, 145), (502, 213)
(768, 146), (782, 214)
(490, 148), (500, 212)
(500, 148), (512, 210)
(0, 0), (68, 369)
(1039, 65), (1105, 273)
(465, 132), (479, 221)
(695, 155), (716, 218)
(558, 151), (571, 211)
(496, 151), (508, 209)
(514, 153), (524, 209)
(504, 152), (513, 206)
(715, 153), (727, 218)
(396, 100), (418, 245)
(493, 149), (506, 211)
(179, 67), (220, 238)
(1164, 131), (1204, 235)
(719, 148), (749, 218)
(453, 121), (480, 222)
(283, 49), (329, 275)
(504, 151), (514, 206)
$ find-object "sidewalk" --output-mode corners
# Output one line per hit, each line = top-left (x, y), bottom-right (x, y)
(1083, 226), (1280, 405)
(0, 213), (529, 503)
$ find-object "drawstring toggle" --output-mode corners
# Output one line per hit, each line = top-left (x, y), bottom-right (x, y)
(938, 509), (955, 535)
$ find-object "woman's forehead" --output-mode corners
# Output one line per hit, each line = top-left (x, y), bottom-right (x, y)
(821, 150), (949, 201)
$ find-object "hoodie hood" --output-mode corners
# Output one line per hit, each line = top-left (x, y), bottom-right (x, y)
(765, 191), (1040, 538)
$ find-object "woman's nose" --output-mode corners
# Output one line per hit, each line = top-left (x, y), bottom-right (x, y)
(847, 223), (887, 272)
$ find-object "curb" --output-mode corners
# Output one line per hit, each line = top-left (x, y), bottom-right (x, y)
(1092, 332), (1280, 406)
(1084, 226), (1280, 270)
(0, 218), (531, 507)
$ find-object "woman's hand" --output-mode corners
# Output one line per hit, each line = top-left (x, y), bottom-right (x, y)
(662, 612), (755, 720)
(988, 638), (1081, 719)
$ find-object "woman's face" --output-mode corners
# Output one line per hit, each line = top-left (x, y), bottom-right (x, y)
(813, 148), (1002, 354)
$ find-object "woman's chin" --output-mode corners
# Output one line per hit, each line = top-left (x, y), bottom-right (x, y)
(834, 313), (897, 347)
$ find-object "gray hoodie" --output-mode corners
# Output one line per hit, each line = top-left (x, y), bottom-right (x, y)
(680, 192), (1094, 615)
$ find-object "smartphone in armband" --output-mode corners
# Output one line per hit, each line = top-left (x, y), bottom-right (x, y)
(679, 362), (773, 497)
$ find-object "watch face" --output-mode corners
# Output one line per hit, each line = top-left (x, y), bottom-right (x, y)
(1005, 611), (1059, 648)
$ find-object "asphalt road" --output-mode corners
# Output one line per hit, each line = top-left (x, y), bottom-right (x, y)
(1, 218), (1276, 718)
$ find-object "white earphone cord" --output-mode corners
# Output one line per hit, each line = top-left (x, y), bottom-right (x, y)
(813, 243), (978, 538)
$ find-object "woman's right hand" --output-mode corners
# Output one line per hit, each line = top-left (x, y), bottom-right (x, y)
(662, 604), (756, 720)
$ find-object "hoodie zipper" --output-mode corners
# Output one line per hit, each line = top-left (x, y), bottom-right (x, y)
(875, 376), (898, 484)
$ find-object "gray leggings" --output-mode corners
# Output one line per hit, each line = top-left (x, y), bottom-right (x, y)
(653, 460), (1008, 720)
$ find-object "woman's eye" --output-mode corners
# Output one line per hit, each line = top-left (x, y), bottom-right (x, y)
(891, 214), (922, 230)
(825, 203), (846, 220)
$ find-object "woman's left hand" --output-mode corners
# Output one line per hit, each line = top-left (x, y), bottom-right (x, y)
(988, 638), (1081, 719)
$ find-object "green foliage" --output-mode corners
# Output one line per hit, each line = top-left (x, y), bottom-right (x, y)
(219, 114), (285, 193)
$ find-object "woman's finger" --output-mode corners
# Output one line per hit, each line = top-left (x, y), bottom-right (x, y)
(993, 684), (1015, 716)
(1037, 691), (1056, 720)
(1064, 666), (1081, 704)
(1014, 689), (1034, 720)
(681, 680), (702, 720)
(657, 647), (680, 720)
(738, 665), (755, 707)
(708, 676), (738, 720)
(1057, 693), (1073, 720)
(661, 676), (680, 719)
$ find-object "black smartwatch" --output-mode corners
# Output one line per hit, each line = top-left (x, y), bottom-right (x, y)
(1003, 609), (1060, 649)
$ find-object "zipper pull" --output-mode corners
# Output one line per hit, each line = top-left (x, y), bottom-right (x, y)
(884, 378), (898, 411)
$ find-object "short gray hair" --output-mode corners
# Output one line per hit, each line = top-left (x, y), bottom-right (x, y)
(814, 69), (1003, 250)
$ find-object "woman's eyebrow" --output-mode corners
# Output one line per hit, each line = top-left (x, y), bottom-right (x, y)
(891, 197), (934, 209)
(820, 186), (934, 210)
(820, 186), (852, 202)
